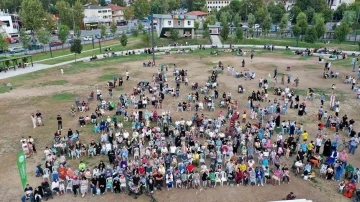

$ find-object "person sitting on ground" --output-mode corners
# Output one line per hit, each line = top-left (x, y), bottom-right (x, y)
(285, 192), (296, 200)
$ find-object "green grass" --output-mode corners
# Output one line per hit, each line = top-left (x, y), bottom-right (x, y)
(64, 54), (162, 75)
(156, 37), (211, 47)
(103, 67), (118, 71)
(39, 80), (68, 86)
(98, 74), (116, 82)
(225, 36), (360, 51)
(0, 85), (12, 93)
(51, 93), (75, 101)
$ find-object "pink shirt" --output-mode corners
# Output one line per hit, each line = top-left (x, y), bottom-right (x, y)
(339, 152), (348, 162)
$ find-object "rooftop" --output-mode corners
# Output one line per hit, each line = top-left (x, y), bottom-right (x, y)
(185, 11), (208, 16)
(83, 5), (109, 10)
(153, 14), (197, 20)
(108, 4), (124, 11)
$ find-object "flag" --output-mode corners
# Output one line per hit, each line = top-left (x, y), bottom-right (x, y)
(17, 151), (28, 189)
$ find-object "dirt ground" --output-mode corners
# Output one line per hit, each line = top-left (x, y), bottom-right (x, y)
(0, 50), (358, 202)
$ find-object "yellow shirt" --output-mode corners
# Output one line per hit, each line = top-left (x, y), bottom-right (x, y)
(239, 163), (247, 171)
(193, 153), (199, 160)
(242, 114), (246, 119)
(302, 132), (308, 140)
(308, 143), (314, 151)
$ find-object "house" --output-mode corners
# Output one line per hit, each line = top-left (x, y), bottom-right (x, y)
(0, 21), (6, 35)
(327, 0), (355, 10)
(153, 14), (196, 38)
(208, 22), (221, 35)
(83, 5), (112, 29)
(185, 11), (208, 21)
(0, 10), (18, 34)
(108, 4), (124, 22)
(206, 0), (232, 12)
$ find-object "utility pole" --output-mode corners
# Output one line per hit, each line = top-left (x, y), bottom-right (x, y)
(151, 13), (155, 65)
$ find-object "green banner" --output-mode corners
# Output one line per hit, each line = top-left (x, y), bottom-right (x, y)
(17, 151), (28, 189)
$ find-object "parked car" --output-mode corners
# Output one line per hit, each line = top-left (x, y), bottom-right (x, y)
(49, 41), (62, 47)
(106, 33), (114, 38)
(83, 36), (93, 41)
(29, 43), (44, 50)
(117, 20), (128, 26)
(10, 38), (19, 44)
(254, 24), (260, 29)
(95, 34), (102, 39)
(8, 47), (25, 54)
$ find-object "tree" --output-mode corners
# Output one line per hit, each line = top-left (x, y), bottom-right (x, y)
(194, 21), (200, 30)
(123, 6), (135, 20)
(333, 3), (348, 21)
(203, 14), (216, 30)
(235, 27), (243, 42)
(37, 29), (52, 49)
(289, 6), (301, 24)
(110, 22), (117, 37)
(100, 25), (107, 38)
(137, 22), (144, 33)
(56, 0), (84, 30)
(112, 0), (126, 7)
(18, 28), (31, 53)
(255, 7), (268, 24)
(342, 11), (356, 26)
(322, 8), (333, 23)
(304, 27), (317, 43)
(305, 7), (315, 24)
(247, 13), (256, 29)
(184, 0), (206, 11)
(334, 22), (351, 44)
(169, 29), (179, 42)
(100, 0), (107, 6)
(133, 0), (151, 19)
(314, 14), (326, 39)
(279, 14), (288, 35)
(19, 0), (45, 30)
(220, 20), (230, 41)
(58, 25), (70, 49)
(70, 38), (82, 62)
(296, 12), (308, 36)
(292, 25), (301, 46)
(229, 0), (241, 13)
(74, 26), (81, 38)
(0, 34), (8, 54)
(268, 1), (285, 25)
(141, 32), (151, 46)
(262, 14), (272, 37)
(43, 13), (58, 32)
(167, 0), (181, 13)
(0, 0), (23, 13)
(120, 33), (127, 46)
(132, 29), (139, 37)
(233, 14), (240, 27)
(203, 28), (210, 39)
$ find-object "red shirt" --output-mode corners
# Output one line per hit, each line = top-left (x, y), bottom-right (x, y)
(186, 164), (194, 172)
(138, 166), (145, 175)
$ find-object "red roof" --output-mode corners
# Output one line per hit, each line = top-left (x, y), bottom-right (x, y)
(108, 4), (124, 11)
(186, 11), (208, 16)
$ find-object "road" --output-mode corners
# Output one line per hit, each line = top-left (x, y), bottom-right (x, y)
(7, 25), (132, 52)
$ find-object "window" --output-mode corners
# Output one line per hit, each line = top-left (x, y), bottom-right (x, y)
(98, 11), (101, 13)
(187, 21), (191, 26)
(168, 21), (171, 25)
(178, 21), (181, 25)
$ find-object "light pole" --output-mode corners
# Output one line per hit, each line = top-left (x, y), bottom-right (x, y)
(151, 13), (155, 65)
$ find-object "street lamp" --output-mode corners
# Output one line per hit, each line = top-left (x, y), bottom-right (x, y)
(150, 6), (162, 66)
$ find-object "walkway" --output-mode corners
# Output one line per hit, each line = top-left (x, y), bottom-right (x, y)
(210, 35), (223, 47)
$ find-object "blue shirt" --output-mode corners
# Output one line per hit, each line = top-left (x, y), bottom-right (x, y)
(262, 158), (269, 166)
(301, 143), (307, 152)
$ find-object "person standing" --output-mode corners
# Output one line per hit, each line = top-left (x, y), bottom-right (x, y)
(126, 70), (129, 80)
(250, 52), (254, 60)
(31, 113), (37, 129)
(318, 106), (324, 120)
(294, 77), (299, 87)
(57, 115), (62, 131)
(349, 136), (359, 155)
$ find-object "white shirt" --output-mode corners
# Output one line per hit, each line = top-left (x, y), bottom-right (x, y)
(123, 132), (129, 139)
(316, 138), (322, 146)
(170, 146), (176, 153)
(285, 87), (290, 94)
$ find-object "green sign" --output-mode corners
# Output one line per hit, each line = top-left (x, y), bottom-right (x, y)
(17, 151), (28, 189)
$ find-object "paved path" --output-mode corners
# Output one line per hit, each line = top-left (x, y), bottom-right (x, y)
(210, 35), (223, 47)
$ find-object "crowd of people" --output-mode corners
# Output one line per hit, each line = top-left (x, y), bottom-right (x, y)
(20, 52), (360, 202)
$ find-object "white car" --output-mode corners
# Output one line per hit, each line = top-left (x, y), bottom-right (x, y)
(83, 36), (93, 41)
(254, 24), (260, 29)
